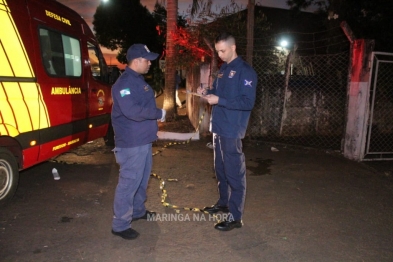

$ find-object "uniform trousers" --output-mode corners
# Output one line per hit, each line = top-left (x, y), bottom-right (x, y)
(112, 143), (152, 231)
(213, 134), (246, 221)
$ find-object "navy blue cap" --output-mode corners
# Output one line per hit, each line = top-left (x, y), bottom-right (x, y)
(126, 44), (159, 62)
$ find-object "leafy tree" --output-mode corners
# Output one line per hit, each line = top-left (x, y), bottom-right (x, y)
(152, 2), (187, 58)
(93, 0), (158, 63)
(173, 3), (274, 71)
(286, 0), (393, 52)
(152, 2), (167, 58)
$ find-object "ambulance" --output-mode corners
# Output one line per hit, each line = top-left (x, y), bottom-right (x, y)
(0, 0), (114, 204)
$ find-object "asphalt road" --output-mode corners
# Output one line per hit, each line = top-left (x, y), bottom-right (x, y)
(1, 138), (393, 261)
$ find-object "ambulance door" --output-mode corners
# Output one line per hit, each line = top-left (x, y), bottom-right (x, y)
(24, 0), (89, 161)
(35, 27), (88, 161)
(86, 42), (111, 141)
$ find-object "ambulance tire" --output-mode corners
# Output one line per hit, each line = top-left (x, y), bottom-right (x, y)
(104, 122), (115, 147)
(0, 148), (19, 206)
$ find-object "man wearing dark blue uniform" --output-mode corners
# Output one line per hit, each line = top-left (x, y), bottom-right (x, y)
(198, 32), (257, 231)
(111, 44), (166, 240)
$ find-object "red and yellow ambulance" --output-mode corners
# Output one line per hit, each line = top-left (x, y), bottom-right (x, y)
(0, 0), (113, 204)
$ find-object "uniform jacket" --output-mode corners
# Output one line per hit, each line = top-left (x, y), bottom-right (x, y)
(111, 66), (162, 148)
(208, 56), (257, 138)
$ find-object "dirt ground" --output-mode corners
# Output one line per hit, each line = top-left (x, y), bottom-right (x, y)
(1, 91), (393, 261)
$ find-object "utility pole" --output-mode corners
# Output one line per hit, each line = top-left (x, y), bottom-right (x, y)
(341, 21), (375, 161)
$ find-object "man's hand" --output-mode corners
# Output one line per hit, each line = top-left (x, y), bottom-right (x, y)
(202, 94), (219, 105)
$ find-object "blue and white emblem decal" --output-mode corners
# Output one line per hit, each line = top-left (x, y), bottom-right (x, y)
(244, 79), (253, 87)
(228, 70), (236, 78)
(120, 88), (131, 97)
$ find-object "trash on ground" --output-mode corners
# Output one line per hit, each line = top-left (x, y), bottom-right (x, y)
(52, 168), (60, 180)
(167, 179), (178, 182)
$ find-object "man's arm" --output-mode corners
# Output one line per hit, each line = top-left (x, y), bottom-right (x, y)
(217, 68), (257, 111)
(113, 84), (163, 121)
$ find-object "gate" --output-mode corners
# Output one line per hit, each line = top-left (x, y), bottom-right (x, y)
(363, 52), (393, 160)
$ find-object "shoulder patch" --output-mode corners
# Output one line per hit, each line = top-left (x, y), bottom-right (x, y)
(244, 79), (253, 87)
(120, 88), (131, 97)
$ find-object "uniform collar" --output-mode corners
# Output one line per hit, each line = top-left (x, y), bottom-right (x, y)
(225, 56), (242, 68)
(125, 66), (143, 78)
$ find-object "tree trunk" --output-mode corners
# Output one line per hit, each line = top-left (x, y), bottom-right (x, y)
(163, 0), (178, 121)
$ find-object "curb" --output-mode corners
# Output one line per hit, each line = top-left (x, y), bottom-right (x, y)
(157, 131), (199, 141)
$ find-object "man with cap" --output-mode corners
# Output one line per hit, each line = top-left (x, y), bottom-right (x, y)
(111, 44), (165, 240)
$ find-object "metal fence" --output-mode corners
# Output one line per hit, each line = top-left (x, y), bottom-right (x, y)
(247, 51), (350, 150)
(363, 52), (393, 160)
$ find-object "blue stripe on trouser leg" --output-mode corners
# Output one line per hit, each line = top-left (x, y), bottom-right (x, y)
(112, 144), (152, 231)
(214, 134), (229, 207)
(214, 134), (246, 221)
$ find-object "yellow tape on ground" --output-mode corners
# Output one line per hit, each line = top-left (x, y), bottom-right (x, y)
(151, 107), (217, 217)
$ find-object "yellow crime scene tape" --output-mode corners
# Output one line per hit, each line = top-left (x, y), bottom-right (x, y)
(151, 105), (217, 217)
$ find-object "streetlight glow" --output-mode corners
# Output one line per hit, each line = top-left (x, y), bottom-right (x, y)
(280, 40), (288, 48)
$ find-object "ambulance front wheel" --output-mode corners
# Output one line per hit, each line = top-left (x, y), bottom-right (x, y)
(0, 148), (19, 206)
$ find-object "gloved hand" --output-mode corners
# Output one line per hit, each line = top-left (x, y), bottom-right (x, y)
(160, 109), (166, 122)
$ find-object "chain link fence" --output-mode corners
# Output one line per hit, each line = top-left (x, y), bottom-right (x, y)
(247, 51), (350, 150)
(187, 23), (352, 151)
(365, 53), (393, 157)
